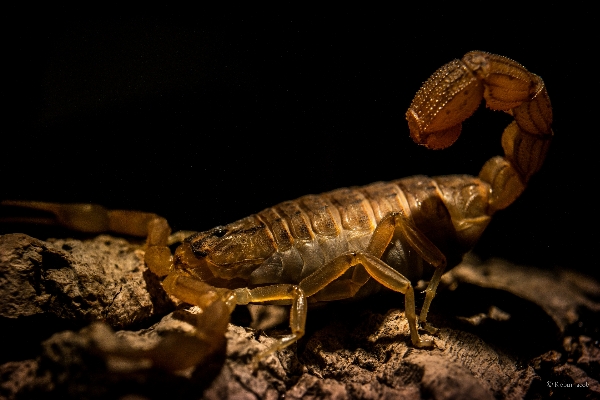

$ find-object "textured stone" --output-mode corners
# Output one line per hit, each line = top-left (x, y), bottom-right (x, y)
(1, 234), (599, 399)
(0, 233), (172, 327)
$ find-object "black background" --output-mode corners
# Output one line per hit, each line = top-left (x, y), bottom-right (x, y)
(3, 9), (596, 278)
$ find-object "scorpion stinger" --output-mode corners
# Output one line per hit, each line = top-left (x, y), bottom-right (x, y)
(2, 51), (552, 370)
(407, 51), (553, 213)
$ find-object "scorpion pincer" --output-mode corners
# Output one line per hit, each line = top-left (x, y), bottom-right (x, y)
(3, 51), (553, 369)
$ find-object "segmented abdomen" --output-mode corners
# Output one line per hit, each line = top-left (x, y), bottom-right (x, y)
(249, 179), (424, 286)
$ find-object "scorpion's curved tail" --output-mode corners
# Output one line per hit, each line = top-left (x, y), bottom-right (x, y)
(406, 51), (553, 214)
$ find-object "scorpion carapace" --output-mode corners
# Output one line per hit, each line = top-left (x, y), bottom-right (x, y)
(1, 51), (552, 369)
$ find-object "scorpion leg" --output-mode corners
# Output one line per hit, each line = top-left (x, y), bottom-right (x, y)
(92, 276), (234, 371)
(300, 251), (432, 347)
(233, 284), (307, 360)
(419, 266), (445, 333)
(0, 200), (171, 245)
(367, 212), (447, 330)
(356, 253), (433, 347)
(0, 200), (183, 276)
(301, 212), (446, 347)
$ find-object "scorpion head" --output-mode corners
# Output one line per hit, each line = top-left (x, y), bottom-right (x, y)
(177, 216), (277, 281)
(434, 176), (492, 250)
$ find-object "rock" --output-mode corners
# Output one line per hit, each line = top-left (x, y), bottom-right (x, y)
(0, 233), (172, 326)
(445, 257), (600, 334)
(0, 233), (173, 366)
(1, 234), (599, 399)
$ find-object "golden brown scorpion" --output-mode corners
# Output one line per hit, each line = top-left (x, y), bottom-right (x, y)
(2, 51), (553, 369)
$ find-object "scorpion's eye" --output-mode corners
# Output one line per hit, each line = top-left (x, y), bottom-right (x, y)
(212, 227), (228, 238)
(187, 226), (229, 258)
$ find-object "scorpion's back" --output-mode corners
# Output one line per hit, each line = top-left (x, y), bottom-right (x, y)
(190, 175), (469, 289)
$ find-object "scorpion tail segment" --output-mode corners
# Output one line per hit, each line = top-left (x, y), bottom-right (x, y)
(503, 88), (553, 182)
(476, 57), (553, 213)
(479, 156), (526, 213)
(480, 132), (552, 216)
(461, 51), (541, 111)
(406, 58), (484, 150)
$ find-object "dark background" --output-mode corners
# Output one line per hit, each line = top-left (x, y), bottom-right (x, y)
(2, 10), (596, 278)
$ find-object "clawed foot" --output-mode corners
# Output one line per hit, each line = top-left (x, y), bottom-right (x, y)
(414, 320), (438, 348)
(422, 322), (439, 335)
(415, 338), (434, 348)
(249, 332), (299, 369)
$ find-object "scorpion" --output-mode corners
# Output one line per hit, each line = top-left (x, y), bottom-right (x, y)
(2, 51), (552, 370)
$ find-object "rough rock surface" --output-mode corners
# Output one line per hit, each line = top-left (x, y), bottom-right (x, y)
(1, 233), (599, 399)
(0, 233), (172, 326)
